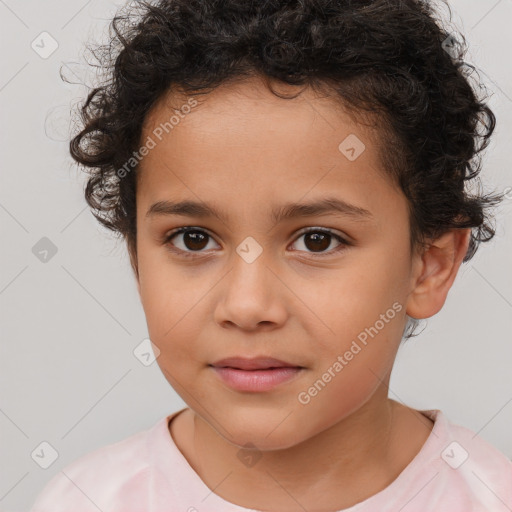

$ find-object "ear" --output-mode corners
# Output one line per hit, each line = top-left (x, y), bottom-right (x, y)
(406, 228), (471, 319)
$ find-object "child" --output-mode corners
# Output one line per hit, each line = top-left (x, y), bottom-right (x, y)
(30, 0), (511, 510)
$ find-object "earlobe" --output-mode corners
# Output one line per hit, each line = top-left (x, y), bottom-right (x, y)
(406, 229), (471, 320)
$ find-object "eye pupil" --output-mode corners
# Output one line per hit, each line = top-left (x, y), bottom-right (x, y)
(305, 232), (330, 252)
(184, 230), (208, 250)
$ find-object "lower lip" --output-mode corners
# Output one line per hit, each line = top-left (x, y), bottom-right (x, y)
(211, 366), (303, 392)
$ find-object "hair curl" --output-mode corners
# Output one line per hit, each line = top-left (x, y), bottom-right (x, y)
(67, 0), (504, 339)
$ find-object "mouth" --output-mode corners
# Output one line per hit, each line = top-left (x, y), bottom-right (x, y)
(209, 357), (304, 392)
(210, 356), (303, 371)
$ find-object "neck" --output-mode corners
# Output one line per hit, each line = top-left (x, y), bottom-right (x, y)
(180, 387), (433, 511)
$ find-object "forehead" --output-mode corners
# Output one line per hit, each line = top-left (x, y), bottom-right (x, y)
(142, 76), (377, 145)
(136, 76), (404, 226)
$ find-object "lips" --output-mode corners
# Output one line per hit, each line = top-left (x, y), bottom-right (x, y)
(210, 356), (301, 371)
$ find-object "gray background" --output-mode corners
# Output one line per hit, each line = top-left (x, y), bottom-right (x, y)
(1, 0), (511, 511)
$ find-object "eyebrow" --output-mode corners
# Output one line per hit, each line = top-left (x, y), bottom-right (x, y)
(146, 197), (373, 224)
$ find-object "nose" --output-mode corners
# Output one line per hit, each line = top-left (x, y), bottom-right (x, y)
(213, 249), (288, 331)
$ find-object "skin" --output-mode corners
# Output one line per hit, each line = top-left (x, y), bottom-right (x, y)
(129, 75), (470, 511)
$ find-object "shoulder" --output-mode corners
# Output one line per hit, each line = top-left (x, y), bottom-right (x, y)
(425, 410), (512, 510)
(441, 411), (512, 473)
(29, 418), (167, 512)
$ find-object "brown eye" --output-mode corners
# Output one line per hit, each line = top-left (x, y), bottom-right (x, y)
(164, 228), (219, 255)
(163, 226), (349, 259)
(181, 230), (209, 251)
(290, 228), (349, 256)
(303, 232), (331, 252)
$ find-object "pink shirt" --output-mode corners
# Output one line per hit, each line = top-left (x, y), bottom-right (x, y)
(30, 408), (512, 511)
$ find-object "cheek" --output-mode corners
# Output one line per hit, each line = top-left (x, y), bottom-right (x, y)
(137, 248), (201, 352)
(304, 250), (409, 351)
(138, 238), (191, 313)
(293, 254), (408, 421)
(294, 306), (402, 438)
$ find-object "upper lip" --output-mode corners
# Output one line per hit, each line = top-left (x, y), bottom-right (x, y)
(210, 357), (302, 370)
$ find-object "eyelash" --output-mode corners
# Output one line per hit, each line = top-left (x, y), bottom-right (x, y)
(162, 226), (351, 259)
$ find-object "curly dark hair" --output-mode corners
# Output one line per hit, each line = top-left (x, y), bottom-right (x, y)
(67, 0), (504, 339)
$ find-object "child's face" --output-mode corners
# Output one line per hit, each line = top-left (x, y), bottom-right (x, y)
(133, 76), (421, 449)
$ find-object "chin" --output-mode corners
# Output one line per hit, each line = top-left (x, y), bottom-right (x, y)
(210, 409), (311, 452)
